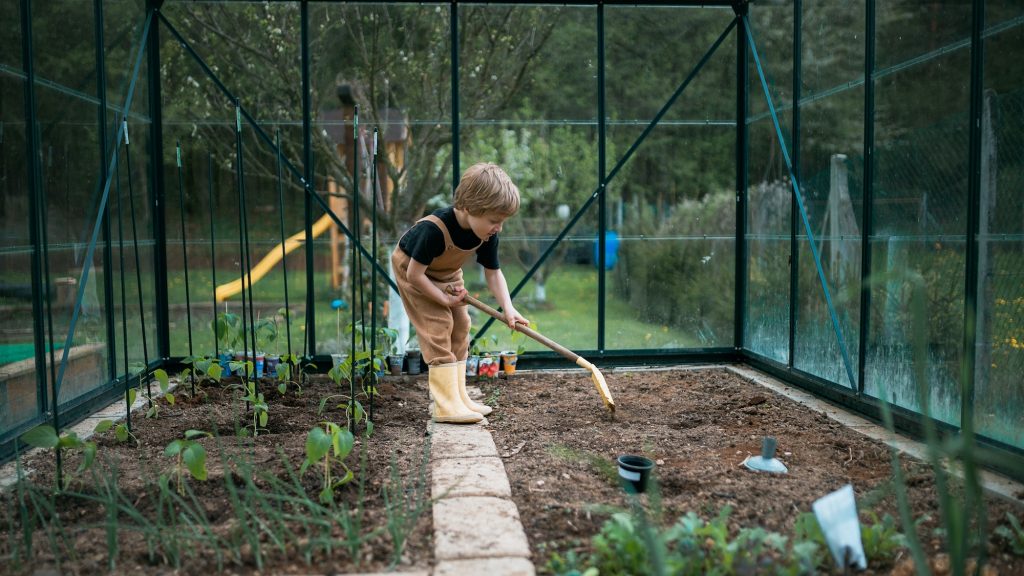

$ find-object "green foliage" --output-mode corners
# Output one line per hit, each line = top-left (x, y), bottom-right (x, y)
(381, 438), (432, 569)
(301, 422), (356, 504)
(19, 425), (97, 491)
(614, 193), (736, 346)
(377, 326), (399, 355)
(213, 312), (243, 352)
(94, 419), (137, 445)
(239, 381), (269, 437)
(996, 512), (1024, 556)
(470, 329), (499, 356)
(164, 430), (213, 495)
(859, 511), (910, 562)
(145, 368), (173, 419)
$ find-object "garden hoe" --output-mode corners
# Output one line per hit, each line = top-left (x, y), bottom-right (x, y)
(458, 291), (615, 413)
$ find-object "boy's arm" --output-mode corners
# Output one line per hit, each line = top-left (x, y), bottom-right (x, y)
(406, 259), (467, 307)
(483, 267), (529, 329)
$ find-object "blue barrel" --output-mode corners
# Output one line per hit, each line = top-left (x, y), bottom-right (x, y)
(594, 230), (619, 270)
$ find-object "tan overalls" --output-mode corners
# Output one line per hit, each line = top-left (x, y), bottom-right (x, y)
(391, 215), (480, 366)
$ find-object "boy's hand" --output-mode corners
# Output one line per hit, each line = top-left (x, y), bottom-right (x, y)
(445, 285), (468, 308)
(503, 305), (529, 331)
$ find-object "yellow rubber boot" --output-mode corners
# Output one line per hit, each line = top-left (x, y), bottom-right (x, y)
(457, 360), (492, 416)
(429, 362), (482, 424)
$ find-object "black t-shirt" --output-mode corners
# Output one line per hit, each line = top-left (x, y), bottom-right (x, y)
(398, 207), (500, 269)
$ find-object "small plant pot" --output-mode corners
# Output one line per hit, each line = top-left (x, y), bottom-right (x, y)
(477, 355), (498, 380)
(388, 354), (404, 376)
(218, 351), (232, 375)
(616, 454), (655, 494)
(330, 353), (348, 369)
(406, 351), (422, 375)
(500, 351), (518, 375)
(254, 353), (265, 379)
(466, 355), (480, 377)
(265, 354), (281, 377)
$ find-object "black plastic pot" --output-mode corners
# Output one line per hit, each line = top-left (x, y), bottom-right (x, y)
(616, 454), (655, 494)
(406, 351), (422, 375)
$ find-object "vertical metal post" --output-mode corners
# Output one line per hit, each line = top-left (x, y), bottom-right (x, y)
(301, 1), (315, 357)
(21, 0), (51, 436)
(788, 0), (801, 368)
(451, 0), (460, 188)
(962, 0), (985, 435)
(232, 101), (251, 383)
(175, 141), (195, 394)
(370, 128), (379, 422)
(149, 0), (169, 363)
(96, 0), (117, 383)
(275, 131), (293, 359)
(597, 3), (606, 353)
(857, 0), (876, 395)
(208, 151), (218, 358)
(734, 6), (749, 352)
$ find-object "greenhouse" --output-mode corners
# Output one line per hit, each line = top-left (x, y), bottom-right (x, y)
(1, 0), (1022, 573)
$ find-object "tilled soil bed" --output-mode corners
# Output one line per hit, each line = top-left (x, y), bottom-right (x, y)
(483, 365), (1024, 575)
(3, 365), (1023, 575)
(0, 372), (435, 575)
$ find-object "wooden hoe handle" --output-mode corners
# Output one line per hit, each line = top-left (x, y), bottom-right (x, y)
(459, 292), (579, 363)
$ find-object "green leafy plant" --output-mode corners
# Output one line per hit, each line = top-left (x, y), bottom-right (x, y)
(188, 354), (223, 385)
(164, 430), (212, 495)
(142, 368), (173, 419)
(239, 380), (269, 437)
(996, 512), (1024, 556)
(254, 316), (277, 354)
(324, 352), (377, 432)
(378, 326), (399, 355)
(213, 311), (243, 352)
(19, 425), (97, 491)
(275, 361), (301, 395)
(93, 419), (138, 445)
(470, 329), (499, 356)
(301, 422), (355, 503)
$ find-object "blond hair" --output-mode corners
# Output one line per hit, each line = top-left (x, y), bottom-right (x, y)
(453, 162), (520, 216)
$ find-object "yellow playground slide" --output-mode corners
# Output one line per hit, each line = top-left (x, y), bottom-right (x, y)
(215, 214), (335, 302)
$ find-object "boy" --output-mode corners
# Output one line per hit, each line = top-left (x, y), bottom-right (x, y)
(391, 163), (528, 424)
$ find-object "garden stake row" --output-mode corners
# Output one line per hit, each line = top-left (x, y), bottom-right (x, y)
(457, 291), (615, 413)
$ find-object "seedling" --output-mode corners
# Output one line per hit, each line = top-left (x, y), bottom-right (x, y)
(19, 425), (97, 491)
(996, 512), (1024, 556)
(93, 419), (138, 445)
(164, 429), (212, 495)
(275, 362), (301, 395)
(301, 422), (355, 503)
(145, 368), (173, 419)
(240, 380), (269, 437)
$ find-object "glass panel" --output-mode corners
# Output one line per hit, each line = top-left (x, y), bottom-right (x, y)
(460, 5), (598, 353)
(866, 2), (970, 425)
(1, 0), (21, 69)
(34, 83), (110, 408)
(33, 0), (97, 91)
(975, 3), (1024, 449)
(104, 0), (148, 119)
(606, 5), (736, 350)
(0, 73), (38, 438)
(794, 1), (865, 387)
(310, 3), (449, 357)
(745, 2), (794, 363)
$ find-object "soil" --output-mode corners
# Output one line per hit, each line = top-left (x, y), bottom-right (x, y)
(482, 366), (1024, 575)
(0, 372), (435, 576)
(2, 365), (1023, 575)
